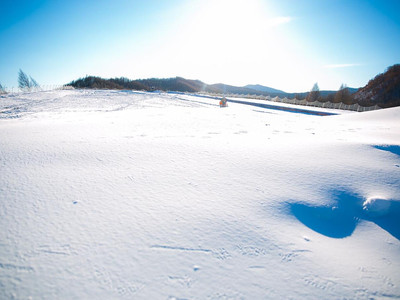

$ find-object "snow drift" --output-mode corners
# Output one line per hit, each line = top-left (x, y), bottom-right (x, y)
(0, 90), (399, 299)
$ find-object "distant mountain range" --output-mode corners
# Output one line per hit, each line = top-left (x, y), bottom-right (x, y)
(243, 84), (285, 94)
(67, 65), (400, 108)
(67, 76), (358, 99)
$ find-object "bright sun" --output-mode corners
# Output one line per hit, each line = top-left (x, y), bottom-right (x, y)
(164, 0), (269, 81)
(184, 0), (270, 53)
(163, 0), (299, 86)
(125, 0), (309, 91)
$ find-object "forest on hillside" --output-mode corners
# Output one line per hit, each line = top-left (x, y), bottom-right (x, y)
(65, 64), (400, 108)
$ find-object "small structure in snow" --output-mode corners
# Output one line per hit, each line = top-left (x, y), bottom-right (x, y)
(219, 97), (228, 107)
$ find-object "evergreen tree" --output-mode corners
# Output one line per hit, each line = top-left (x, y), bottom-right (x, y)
(18, 69), (40, 91)
(30, 76), (40, 88)
(0, 82), (6, 94)
(18, 69), (31, 90)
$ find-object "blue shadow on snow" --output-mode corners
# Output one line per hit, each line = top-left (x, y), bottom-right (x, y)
(289, 190), (400, 240)
(373, 145), (400, 157)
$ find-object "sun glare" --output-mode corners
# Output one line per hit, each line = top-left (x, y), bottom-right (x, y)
(120, 0), (304, 90)
(184, 0), (271, 54)
(162, 0), (298, 87)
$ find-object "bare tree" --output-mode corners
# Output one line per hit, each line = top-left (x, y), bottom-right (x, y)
(306, 82), (321, 102)
(324, 93), (334, 103)
(334, 84), (352, 104)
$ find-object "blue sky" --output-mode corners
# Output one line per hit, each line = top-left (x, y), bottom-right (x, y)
(1, 0), (399, 92)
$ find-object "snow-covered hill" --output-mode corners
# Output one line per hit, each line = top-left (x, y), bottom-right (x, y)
(243, 84), (285, 94)
(1, 90), (399, 299)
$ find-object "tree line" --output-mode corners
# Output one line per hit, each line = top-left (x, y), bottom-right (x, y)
(2, 65), (399, 108)
(305, 83), (353, 104)
(67, 75), (361, 105)
(305, 64), (400, 107)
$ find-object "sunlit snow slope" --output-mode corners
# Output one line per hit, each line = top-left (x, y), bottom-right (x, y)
(1, 90), (399, 299)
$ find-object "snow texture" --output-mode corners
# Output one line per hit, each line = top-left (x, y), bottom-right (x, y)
(1, 90), (399, 299)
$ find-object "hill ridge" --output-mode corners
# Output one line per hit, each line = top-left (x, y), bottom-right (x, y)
(67, 65), (400, 108)
(67, 76), (355, 98)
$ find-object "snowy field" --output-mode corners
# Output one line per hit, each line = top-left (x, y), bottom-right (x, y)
(1, 89), (399, 299)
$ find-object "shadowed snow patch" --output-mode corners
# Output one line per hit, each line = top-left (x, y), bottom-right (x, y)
(363, 197), (391, 217)
(288, 190), (400, 240)
(373, 145), (400, 157)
